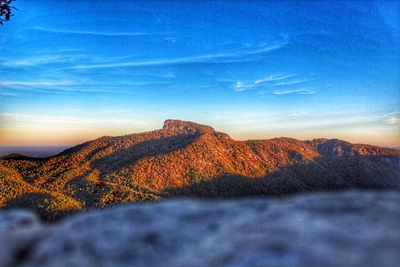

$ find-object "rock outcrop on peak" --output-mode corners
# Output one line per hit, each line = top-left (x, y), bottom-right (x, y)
(162, 119), (215, 134)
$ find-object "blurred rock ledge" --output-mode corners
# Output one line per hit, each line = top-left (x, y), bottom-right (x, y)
(1, 190), (400, 267)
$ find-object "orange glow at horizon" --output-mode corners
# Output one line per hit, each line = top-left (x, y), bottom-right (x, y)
(1, 124), (399, 148)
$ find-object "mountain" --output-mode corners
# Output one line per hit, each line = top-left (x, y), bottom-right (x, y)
(0, 146), (69, 158)
(1, 119), (399, 220)
(0, 153), (37, 160)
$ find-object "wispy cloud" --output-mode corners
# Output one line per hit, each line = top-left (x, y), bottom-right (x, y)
(234, 81), (257, 92)
(1, 54), (88, 67)
(0, 91), (19, 96)
(0, 112), (149, 127)
(164, 36), (178, 43)
(287, 111), (310, 117)
(31, 26), (156, 37)
(254, 74), (296, 84)
(385, 116), (400, 125)
(273, 88), (316, 95)
(68, 42), (288, 69)
(0, 53), (140, 68)
(0, 79), (174, 94)
(0, 80), (76, 87)
(0, 80), (94, 94)
(273, 79), (310, 86)
(0, 87), (114, 94)
(234, 73), (318, 95)
(234, 74), (297, 92)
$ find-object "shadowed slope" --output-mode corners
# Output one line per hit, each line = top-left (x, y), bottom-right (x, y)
(163, 154), (400, 198)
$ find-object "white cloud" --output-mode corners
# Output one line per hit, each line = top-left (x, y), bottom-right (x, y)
(254, 74), (296, 84)
(0, 78), (175, 94)
(234, 81), (257, 92)
(0, 80), (76, 87)
(31, 26), (152, 37)
(386, 117), (400, 125)
(273, 88), (316, 95)
(273, 79), (310, 86)
(0, 91), (19, 96)
(68, 42), (288, 69)
(0, 80), (110, 93)
(0, 113), (149, 128)
(287, 111), (310, 117)
(1, 55), (86, 67)
(234, 74), (298, 92)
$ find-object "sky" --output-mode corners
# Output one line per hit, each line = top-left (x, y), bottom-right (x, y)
(0, 0), (399, 147)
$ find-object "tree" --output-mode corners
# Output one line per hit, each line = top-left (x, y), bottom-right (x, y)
(0, 0), (17, 25)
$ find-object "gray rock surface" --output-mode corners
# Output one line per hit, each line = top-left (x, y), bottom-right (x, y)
(1, 190), (400, 267)
(0, 210), (40, 232)
(0, 210), (44, 267)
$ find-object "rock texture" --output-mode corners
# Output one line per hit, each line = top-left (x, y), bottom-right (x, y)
(1, 190), (400, 267)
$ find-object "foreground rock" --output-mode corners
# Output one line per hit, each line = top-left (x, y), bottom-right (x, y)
(1, 190), (400, 267)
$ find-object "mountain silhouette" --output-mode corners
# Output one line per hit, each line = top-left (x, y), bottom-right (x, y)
(1, 119), (399, 220)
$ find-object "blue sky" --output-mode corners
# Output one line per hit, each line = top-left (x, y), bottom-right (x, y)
(0, 0), (399, 146)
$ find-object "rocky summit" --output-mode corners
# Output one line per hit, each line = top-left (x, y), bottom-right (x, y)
(0, 190), (399, 267)
(0, 120), (399, 220)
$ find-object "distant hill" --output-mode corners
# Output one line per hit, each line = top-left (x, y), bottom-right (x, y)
(0, 153), (36, 160)
(1, 119), (399, 220)
(0, 146), (69, 158)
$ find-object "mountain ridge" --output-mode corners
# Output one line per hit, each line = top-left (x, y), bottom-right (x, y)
(0, 119), (399, 220)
